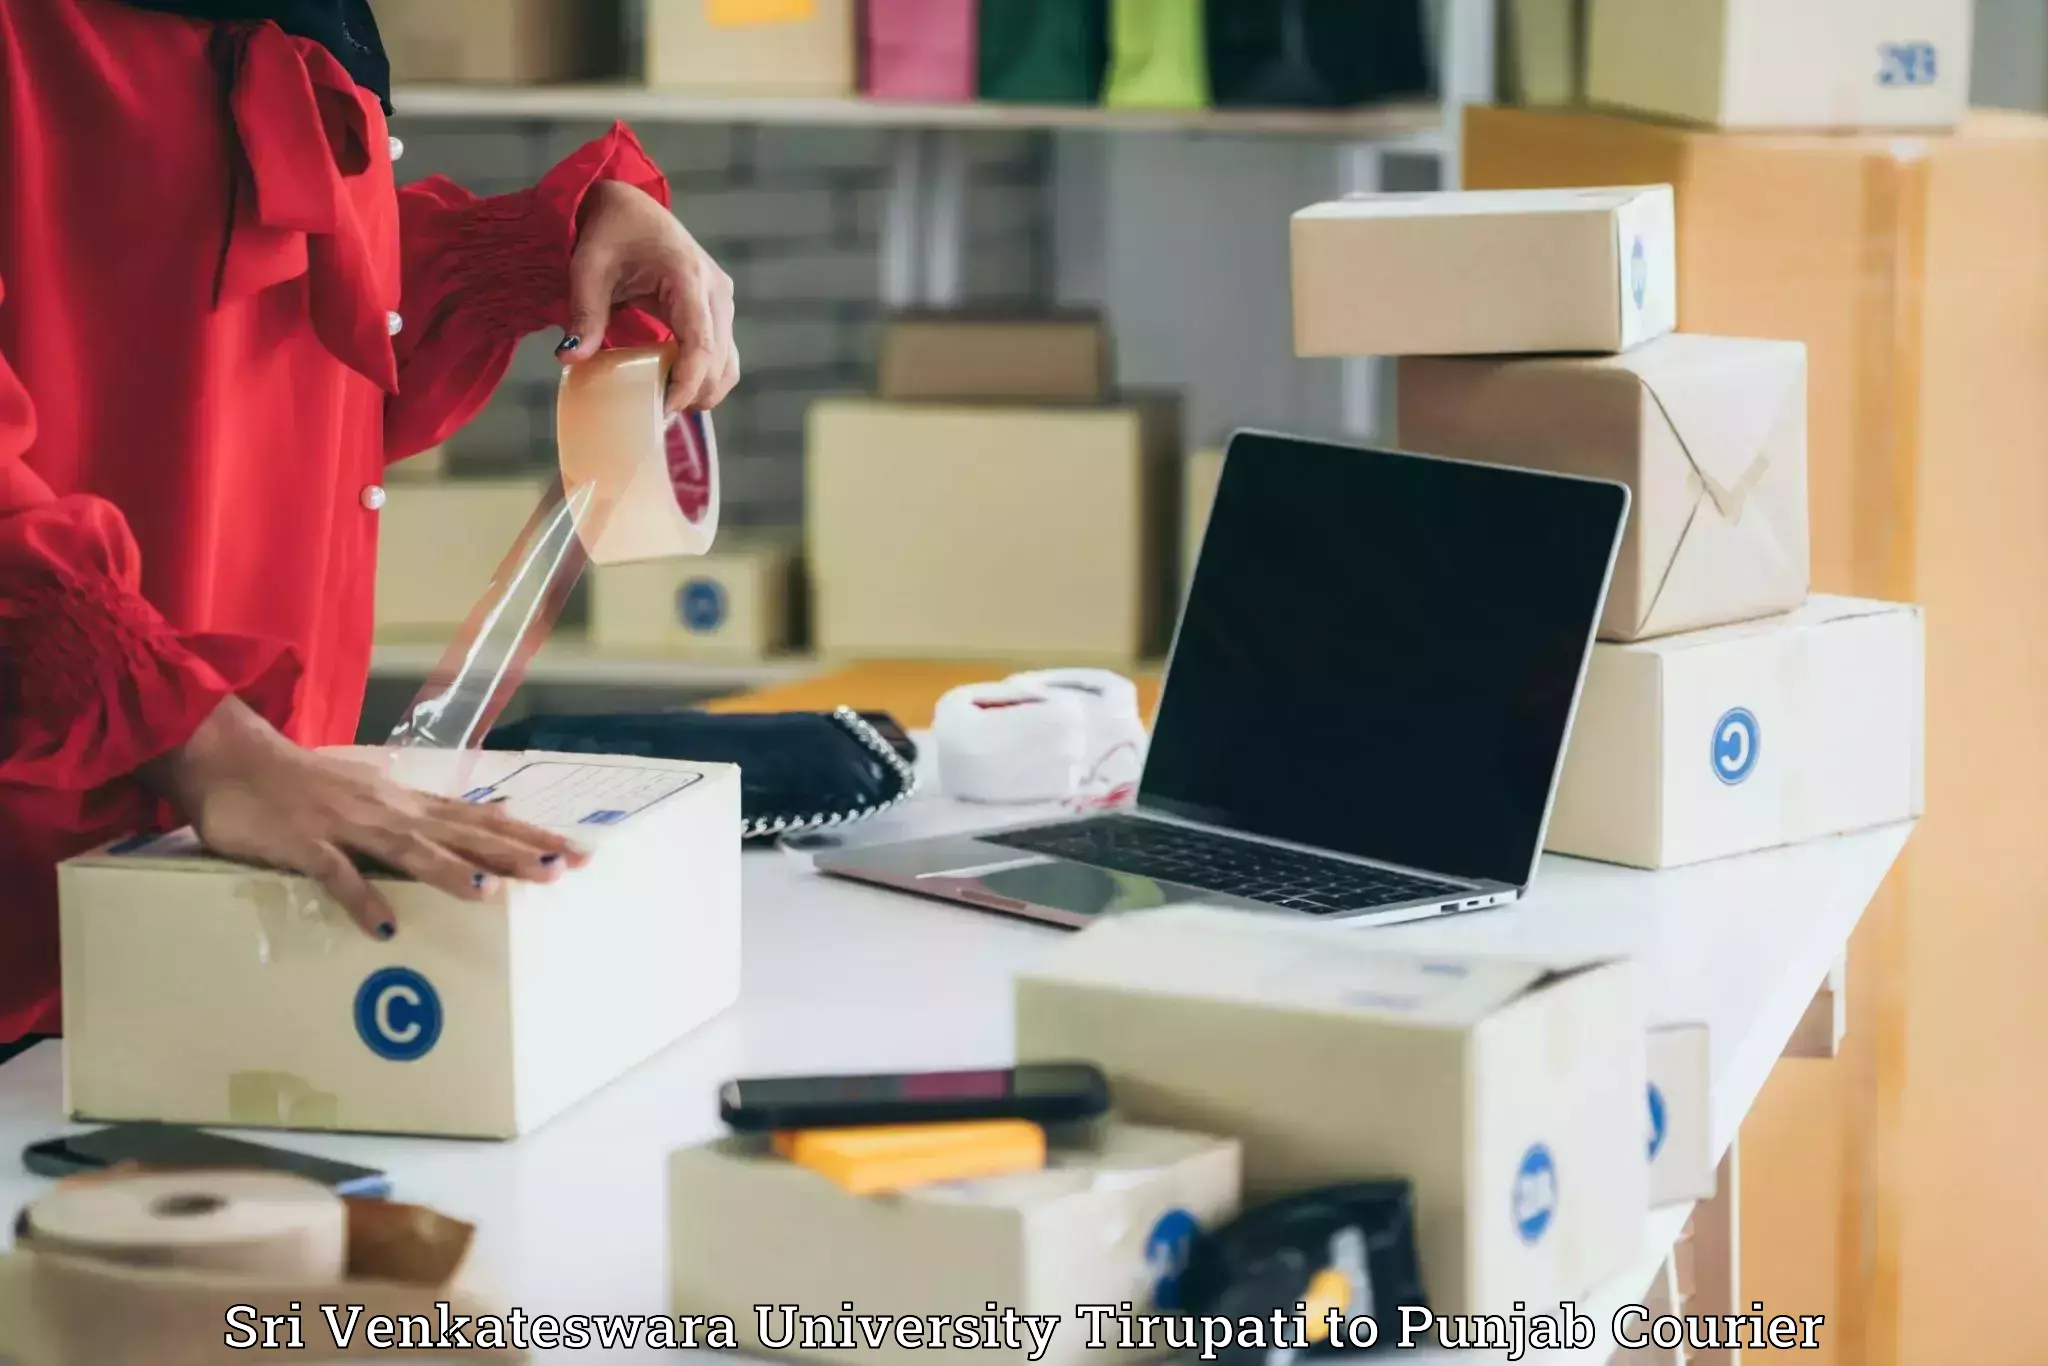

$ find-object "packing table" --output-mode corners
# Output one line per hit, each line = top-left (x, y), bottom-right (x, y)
(0, 771), (1910, 1364)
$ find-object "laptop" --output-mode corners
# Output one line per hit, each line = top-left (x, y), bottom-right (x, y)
(819, 431), (1630, 929)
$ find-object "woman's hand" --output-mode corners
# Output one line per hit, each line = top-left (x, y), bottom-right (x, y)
(558, 179), (740, 415)
(144, 698), (589, 941)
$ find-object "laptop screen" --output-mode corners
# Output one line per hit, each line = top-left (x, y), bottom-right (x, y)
(1141, 434), (1627, 889)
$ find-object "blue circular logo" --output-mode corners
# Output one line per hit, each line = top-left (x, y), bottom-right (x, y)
(677, 579), (727, 634)
(353, 968), (443, 1062)
(1513, 1144), (1558, 1245)
(1144, 1209), (1200, 1309)
(1647, 1083), (1668, 1161)
(1630, 237), (1648, 309)
(1712, 707), (1760, 785)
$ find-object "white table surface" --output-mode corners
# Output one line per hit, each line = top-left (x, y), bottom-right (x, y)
(0, 788), (1911, 1365)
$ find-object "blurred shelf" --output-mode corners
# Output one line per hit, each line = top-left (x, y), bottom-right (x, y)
(390, 84), (1447, 143)
(369, 640), (820, 690)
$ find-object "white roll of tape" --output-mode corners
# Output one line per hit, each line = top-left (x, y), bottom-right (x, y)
(21, 1170), (349, 1279)
(934, 681), (1088, 805)
(1007, 668), (1148, 791)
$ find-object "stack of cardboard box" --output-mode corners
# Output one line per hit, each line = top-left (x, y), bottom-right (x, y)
(805, 314), (1183, 666)
(1290, 183), (1924, 873)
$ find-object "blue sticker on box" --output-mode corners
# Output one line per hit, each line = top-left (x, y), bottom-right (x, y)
(1878, 41), (1938, 87)
(1144, 1209), (1200, 1309)
(1630, 236), (1648, 311)
(1647, 1083), (1668, 1161)
(678, 578), (727, 634)
(1712, 707), (1760, 785)
(1513, 1144), (1558, 1245)
(354, 968), (443, 1062)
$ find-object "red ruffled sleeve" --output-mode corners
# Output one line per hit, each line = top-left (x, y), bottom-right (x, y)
(385, 122), (674, 462)
(0, 279), (300, 800)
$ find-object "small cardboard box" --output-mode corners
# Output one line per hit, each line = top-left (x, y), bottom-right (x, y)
(670, 1121), (1241, 1366)
(646, 0), (858, 95)
(1015, 909), (1648, 1315)
(374, 479), (547, 639)
(878, 315), (1112, 404)
(1502, 0), (1586, 107)
(58, 749), (741, 1140)
(386, 444), (449, 483)
(380, 0), (620, 83)
(1586, 0), (1972, 131)
(1647, 1024), (1715, 1207)
(1181, 448), (1224, 594)
(1398, 334), (1810, 642)
(589, 535), (798, 658)
(1291, 186), (1676, 357)
(1549, 596), (1924, 869)
(806, 399), (1181, 663)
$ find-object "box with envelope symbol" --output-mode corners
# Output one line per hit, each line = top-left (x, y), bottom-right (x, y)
(1399, 335), (1809, 642)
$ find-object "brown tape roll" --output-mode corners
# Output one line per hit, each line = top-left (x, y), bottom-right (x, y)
(20, 1171), (348, 1280)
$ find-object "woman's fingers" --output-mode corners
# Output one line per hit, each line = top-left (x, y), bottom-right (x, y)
(432, 796), (589, 867)
(347, 825), (500, 904)
(665, 269), (721, 415)
(303, 841), (398, 941)
(700, 268), (739, 409)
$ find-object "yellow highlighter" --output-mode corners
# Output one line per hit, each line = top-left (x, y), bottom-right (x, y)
(773, 1120), (1047, 1196)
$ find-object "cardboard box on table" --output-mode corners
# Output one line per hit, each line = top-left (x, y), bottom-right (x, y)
(380, 0), (621, 83)
(1290, 186), (1676, 357)
(806, 398), (1180, 664)
(589, 534), (799, 658)
(1180, 448), (1223, 594)
(646, 0), (857, 95)
(1500, 0), (1586, 108)
(669, 1122), (1240, 1366)
(374, 478), (547, 638)
(1014, 908), (1648, 1315)
(1399, 334), (1810, 642)
(1549, 596), (1923, 870)
(1585, 0), (1972, 131)
(878, 314), (1111, 404)
(58, 750), (740, 1140)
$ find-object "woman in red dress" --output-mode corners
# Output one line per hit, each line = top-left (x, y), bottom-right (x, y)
(0, 0), (741, 1057)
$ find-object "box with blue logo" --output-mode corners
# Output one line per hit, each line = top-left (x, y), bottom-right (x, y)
(667, 1121), (1240, 1366)
(588, 533), (798, 659)
(56, 747), (741, 1139)
(1547, 596), (1925, 869)
(1014, 909), (1648, 1316)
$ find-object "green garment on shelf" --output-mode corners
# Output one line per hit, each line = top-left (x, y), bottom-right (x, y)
(979, 0), (1107, 104)
(1102, 0), (1210, 109)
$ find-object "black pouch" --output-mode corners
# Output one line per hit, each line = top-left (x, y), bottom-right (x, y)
(1204, 0), (1431, 108)
(485, 708), (919, 842)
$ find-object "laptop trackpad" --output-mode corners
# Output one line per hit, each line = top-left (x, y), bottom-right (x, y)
(946, 860), (1186, 918)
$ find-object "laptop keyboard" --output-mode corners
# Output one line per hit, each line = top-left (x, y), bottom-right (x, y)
(982, 815), (1470, 916)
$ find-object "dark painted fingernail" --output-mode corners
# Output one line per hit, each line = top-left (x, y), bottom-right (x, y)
(471, 872), (488, 888)
(377, 923), (396, 941)
(540, 853), (562, 867)
(556, 334), (581, 355)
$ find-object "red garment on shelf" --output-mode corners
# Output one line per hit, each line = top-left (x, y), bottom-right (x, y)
(0, 0), (670, 1042)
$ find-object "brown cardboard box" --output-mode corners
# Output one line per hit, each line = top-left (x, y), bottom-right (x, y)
(380, 0), (620, 84)
(1465, 105), (2048, 1363)
(374, 479), (546, 639)
(1290, 186), (1677, 357)
(645, 0), (857, 95)
(384, 443), (448, 483)
(878, 315), (1111, 404)
(1399, 334), (1810, 641)
(669, 1122), (1241, 1366)
(1586, 0), (1972, 131)
(806, 399), (1180, 663)
(589, 535), (798, 659)
(1181, 448), (1223, 594)
(1501, 0), (1585, 107)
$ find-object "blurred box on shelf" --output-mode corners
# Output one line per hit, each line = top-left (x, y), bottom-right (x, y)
(380, 0), (622, 83)
(878, 314), (1111, 404)
(1549, 597), (1924, 870)
(1500, 0), (1585, 107)
(1205, 0), (1430, 108)
(59, 749), (741, 1139)
(1586, 0), (1972, 131)
(1181, 448), (1223, 593)
(1648, 1023), (1715, 1207)
(589, 534), (799, 659)
(1462, 106), (2048, 599)
(374, 479), (547, 639)
(670, 1121), (1240, 1366)
(864, 0), (977, 101)
(1291, 186), (1676, 357)
(646, 0), (857, 95)
(1399, 334), (1809, 642)
(979, 0), (1108, 104)
(384, 444), (448, 483)
(806, 398), (1180, 663)
(1015, 908), (1648, 1315)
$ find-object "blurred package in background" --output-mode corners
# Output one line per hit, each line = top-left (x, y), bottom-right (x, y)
(379, 0), (624, 83)
(865, 0), (979, 101)
(878, 313), (1111, 403)
(1585, 0), (1972, 131)
(1180, 447), (1222, 595)
(645, 0), (859, 95)
(1205, 0), (1430, 108)
(590, 533), (801, 659)
(806, 397), (1180, 664)
(979, 0), (1108, 103)
(1498, 0), (1586, 107)
(1291, 186), (1676, 357)
(374, 478), (551, 640)
(1102, 0), (1210, 109)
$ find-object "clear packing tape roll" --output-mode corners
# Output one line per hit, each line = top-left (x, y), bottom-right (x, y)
(386, 344), (719, 750)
